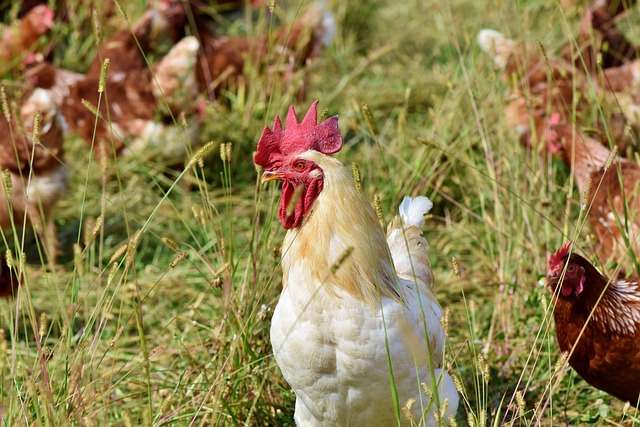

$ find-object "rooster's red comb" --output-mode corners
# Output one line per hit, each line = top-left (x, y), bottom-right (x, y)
(548, 242), (573, 270)
(254, 100), (342, 171)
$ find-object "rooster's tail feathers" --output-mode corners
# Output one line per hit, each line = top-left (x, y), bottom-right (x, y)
(399, 196), (433, 229)
(387, 196), (434, 290)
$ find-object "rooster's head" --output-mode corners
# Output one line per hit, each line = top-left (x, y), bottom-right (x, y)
(547, 242), (586, 297)
(255, 100), (342, 229)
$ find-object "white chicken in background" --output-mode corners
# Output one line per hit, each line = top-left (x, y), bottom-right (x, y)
(255, 101), (459, 426)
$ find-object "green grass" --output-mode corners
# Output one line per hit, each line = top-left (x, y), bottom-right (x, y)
(1, 0), (640, 425)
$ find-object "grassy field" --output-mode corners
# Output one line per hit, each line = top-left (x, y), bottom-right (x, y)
(2, 0), (640, 425)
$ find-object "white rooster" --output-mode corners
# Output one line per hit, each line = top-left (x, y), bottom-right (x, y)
(255, 101), (459, 426)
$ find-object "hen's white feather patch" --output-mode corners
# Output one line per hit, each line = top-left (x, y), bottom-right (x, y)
(477, 28), (513, 68)
(399, 196), (433, 228)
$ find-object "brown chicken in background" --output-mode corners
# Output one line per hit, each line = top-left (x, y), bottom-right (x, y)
(64, 36), (203, 160)
(196, 0), (335, 100)
(86, 0), (186, 77)
(0, 4), (54, 72)
(563, 0), (638, 72)
(546, 113), (640, 274)
(547, 242), (640, 404)
(477, 28), (632, 150)
(0, 88), (69, 261)
(24, 54), (84, 107)
(478, 29), (594, 146)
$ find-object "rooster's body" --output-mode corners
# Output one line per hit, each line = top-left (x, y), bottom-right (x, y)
(255, 101), (458, 426)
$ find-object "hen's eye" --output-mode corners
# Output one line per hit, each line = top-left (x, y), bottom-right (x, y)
(293, 161), (306, 171)
(567, 264), (575, 272)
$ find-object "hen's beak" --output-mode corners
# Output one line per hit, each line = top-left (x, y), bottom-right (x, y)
(261, 170), (282, 183)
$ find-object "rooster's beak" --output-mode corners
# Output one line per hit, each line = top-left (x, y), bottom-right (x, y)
(261, 171), (282, 183)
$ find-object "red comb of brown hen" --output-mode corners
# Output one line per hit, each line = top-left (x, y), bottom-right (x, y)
(254, 100), (342, 171)
(549, 241), (573, 271)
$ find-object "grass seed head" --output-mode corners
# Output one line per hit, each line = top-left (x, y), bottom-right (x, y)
(108, 262), (119, 285)
(421, 381), (433, 399)
(126, 229), (142, 267)
(4, 250), (13, 269)
(114, 0), (127, 20)
(160, 394), (173, 414)
(441, 306), (451, 335)
(92, 8), (102, 45)
(99, 59), (110, 93)
(580, 178), (592, 210)
(374, 193), (383, 225)
(110, 244), (128, 264)
(38, 312), (48, 339)
(467, 410), (475, 427)
(318, 107), (329, 122)
(0, 86), (9, 121)
(362, 103), (378, 137)
(187, 141), (214, 169)
(401, 398), (416, 422)
(87, 215), (104, 247)
(108, 325), (125, 348)
(2, 170), (12, 198)
(161, 237), (179, 251)
(81, 99), (101, 118)
(226, 142), (232, 161)
(452, 374), (464, 394)
(604, 146), (617, 171)
(170, 250), (188, 268)
(540, 293), (548, 313)
(269, 0), (276, 13)
(30, 110), (41, 145)
(515, 390), (525, 417)
(451, 256), (461, 277)
(477, 353), (490, 383)
(351, 162), (362, 192)
(555, 351), (569, 374)
(73, 243), (84, 276)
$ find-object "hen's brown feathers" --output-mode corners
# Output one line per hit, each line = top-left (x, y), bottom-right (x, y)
(548, 251), (640, 403)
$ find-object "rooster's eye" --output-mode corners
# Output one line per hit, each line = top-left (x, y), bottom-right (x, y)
(293, 161), (306, 172)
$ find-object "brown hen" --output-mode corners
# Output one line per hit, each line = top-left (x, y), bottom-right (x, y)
(547, 242), (640, 403)
(546, 114), (640, 274)
(0, 88), (68, 260)
(0, 4), (54, 72)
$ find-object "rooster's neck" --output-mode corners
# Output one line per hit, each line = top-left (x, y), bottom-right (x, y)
(281, 152), (399, 304)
